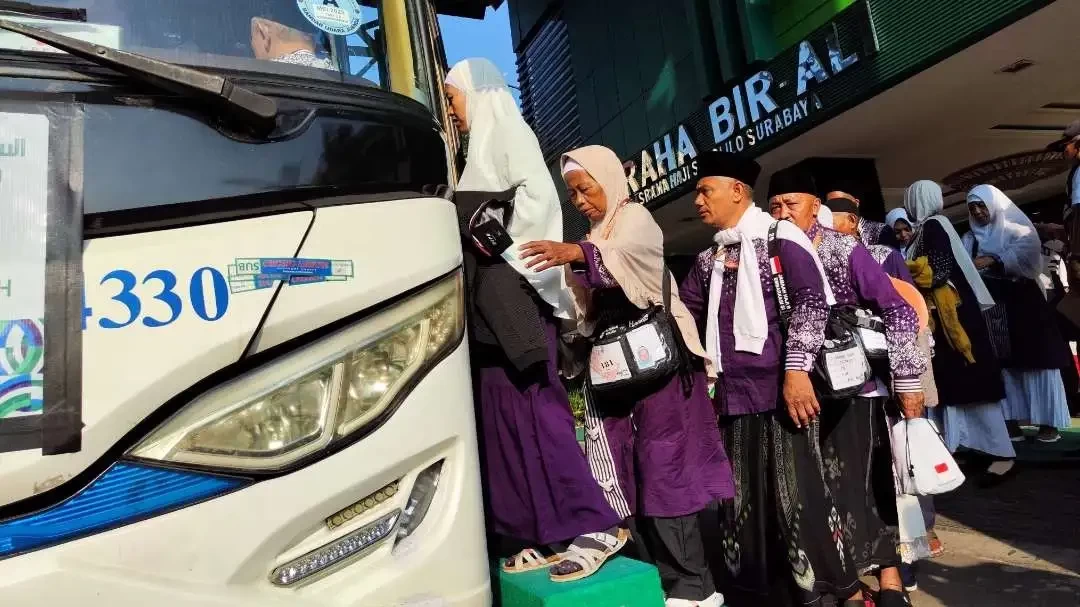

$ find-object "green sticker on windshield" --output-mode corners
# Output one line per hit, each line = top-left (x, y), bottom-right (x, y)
(297, 0), (363, 36)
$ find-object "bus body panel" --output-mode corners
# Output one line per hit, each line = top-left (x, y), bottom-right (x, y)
(253, 198), (463, 353)
(0, 212), (312, 507)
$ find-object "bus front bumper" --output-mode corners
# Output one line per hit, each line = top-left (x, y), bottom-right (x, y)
(0, 345), (491, 607)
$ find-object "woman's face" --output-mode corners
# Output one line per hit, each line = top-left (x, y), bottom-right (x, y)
(564, 169), (607, 222)
(893, 219), (913, 245)
(445, 84), (468, 134)
(969, 200), (991, 226)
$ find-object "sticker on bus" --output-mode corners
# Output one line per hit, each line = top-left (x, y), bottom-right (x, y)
(227, 257), (353, 294)
(296, 0), (363, 36)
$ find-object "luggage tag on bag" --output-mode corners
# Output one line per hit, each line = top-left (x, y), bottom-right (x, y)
(822, 343), (870, 390)
(468, 200), (514, 257)
(858, 327), (888, 353)
(589, 343), (632, 385)
(854, 309), (888, 355)
(625, 324), (668, 371)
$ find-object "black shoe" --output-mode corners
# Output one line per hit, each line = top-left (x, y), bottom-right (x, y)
(977, 460), (1019, 489)
(877, 589), (912, 607)
(900, 563), (918, 592)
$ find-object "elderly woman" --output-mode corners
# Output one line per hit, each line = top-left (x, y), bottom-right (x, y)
(769, 167), (925, 607)
(520, 145), (732, 606)
(886, 208), (915, 256)
(962, 185), (1072, 443)
(903, 180), (1015, 486)
(445, 58), (626, 580)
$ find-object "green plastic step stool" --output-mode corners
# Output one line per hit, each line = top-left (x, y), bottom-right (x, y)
(497, 556), (666, 607)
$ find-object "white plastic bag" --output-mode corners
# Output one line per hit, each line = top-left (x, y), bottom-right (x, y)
(896, 494), (931, 564)
(890, 417), (965, 495)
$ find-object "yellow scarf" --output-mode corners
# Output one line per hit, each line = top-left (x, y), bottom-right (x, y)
(907, 256), (975, 364)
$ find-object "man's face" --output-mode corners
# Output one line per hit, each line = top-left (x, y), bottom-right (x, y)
(694, 177), (748, 229)
(1066, 140), (1079, 161)
(831, 211), (859, 236)
(769, 193), (821, 232)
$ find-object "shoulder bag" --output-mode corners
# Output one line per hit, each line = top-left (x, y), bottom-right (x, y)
(767, 223), (873, 398)
(586, 267), (687, 395)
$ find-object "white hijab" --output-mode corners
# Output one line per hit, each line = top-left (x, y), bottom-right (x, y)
(904, 180), (995, 310)
(560, 146), (708, 360)
(705, 205), (834, 374)
(446, 58), (572, 319)
(963, 184), (1042, 281)
(885, 207), (911, 255)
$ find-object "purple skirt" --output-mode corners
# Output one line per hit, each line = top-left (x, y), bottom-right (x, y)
(583, 370), (734, 519)
(474, 321), (622, 546)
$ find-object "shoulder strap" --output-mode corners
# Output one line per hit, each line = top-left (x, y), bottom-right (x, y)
(662, 265), (672, 311)
(767, 223), (793, 323)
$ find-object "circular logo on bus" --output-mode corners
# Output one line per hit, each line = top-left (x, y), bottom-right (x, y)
(296, 0), (363, 36)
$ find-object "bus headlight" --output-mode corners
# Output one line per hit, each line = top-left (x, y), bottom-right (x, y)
(129, 272), (464, 472)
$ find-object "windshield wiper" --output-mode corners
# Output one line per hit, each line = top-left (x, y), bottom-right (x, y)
(0, 17), (278, 136)
(0, 1), (85, 21)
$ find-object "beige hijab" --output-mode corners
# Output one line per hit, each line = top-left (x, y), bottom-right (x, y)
(561, 145), (708, 360)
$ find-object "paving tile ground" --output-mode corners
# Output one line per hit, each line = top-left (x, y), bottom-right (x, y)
(880, 421), (1080, 606)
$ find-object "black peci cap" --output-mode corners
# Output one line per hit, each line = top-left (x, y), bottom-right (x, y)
(697, 151), (762, 189)
(817, 169), (863, 202)
(767, 164), (819, 200)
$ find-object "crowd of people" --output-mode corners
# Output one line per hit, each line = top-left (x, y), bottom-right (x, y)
(445, 57), (1078, 607)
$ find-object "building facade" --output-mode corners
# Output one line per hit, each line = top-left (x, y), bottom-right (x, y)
(508, 0), (1078, 250)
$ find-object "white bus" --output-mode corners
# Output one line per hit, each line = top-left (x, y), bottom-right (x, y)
(0, 1), (494, 604)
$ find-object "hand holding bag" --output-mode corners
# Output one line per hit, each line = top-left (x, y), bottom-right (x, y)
(890, 417), (965, 496)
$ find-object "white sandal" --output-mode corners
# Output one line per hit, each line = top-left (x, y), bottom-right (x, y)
(549, 528), (630, 583)
(501, 548), (560, 574)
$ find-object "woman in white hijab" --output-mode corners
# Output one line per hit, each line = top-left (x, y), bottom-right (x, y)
(885, 207), (914, 255)
(445, 57), (572, 317)
(446, 59), (624, 576)
(904, 180), (1015, 486)
(521, 145), (731, 604)
(963, 185), (1072, 443)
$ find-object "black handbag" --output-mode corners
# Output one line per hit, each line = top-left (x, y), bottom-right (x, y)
(586, 268), (686, 395)
(767, 223), (872, 399)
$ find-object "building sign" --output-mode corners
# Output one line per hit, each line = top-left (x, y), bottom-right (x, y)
(625, 0), (878, 205)
(942, 150), (1069, 193)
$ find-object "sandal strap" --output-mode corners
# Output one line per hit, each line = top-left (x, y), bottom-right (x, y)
(583, 531), (621, 549)
(509, 548), (543, 568)
(563, 544), (605, 569)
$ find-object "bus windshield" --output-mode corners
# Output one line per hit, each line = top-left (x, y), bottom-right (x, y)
(0, 1), (395, 89)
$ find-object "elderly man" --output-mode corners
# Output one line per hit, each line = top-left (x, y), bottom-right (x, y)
(768, 165), (926, 607)
(828, 198), (910, 280)
(820, 174), (897, 249)
(250, 16), (337, 71)
(680, 151), (872, 607)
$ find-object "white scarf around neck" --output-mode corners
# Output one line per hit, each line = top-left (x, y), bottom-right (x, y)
(704, 205), (834, 374)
